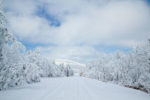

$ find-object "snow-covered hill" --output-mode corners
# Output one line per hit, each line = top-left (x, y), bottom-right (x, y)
(55, 59), (85, 66)
(55, 59), (86, 76)
(0, 77), (149, 100)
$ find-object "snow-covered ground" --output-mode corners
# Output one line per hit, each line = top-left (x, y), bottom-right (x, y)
(0, 77), (149, 100)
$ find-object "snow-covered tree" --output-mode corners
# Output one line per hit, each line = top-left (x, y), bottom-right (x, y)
(64, 64), (74, 77)
(25, 49), (63, 77)
(83, 40), (150, 93)
(0, 4), (40, 90)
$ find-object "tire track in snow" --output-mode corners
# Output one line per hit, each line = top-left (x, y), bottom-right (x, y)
(38, 78), (65, 100)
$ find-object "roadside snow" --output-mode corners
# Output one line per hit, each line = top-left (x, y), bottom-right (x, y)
(0, 77), (149, 100)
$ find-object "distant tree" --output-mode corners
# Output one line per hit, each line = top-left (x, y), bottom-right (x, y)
(64, 64), (74, 77)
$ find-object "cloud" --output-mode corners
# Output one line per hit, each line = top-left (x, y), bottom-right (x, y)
(38, 45), (101, 63)
(3, 0), (150, 62)
(55, 0), (150, 47)
(8, 15), (58, 44)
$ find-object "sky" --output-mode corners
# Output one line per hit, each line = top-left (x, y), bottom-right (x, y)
(2, 0), (150, 63)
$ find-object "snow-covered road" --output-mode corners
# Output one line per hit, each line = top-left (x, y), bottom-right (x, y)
(0, 77), (150, 100)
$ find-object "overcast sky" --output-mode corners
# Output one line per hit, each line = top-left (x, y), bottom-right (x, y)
(3, 0), (150, 63)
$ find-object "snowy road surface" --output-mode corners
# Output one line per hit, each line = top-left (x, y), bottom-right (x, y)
(0, 77), (150, 100)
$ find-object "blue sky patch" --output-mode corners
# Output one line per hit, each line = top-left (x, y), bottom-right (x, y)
(20, 40), (56, 51)
(36, 6), (61, 27)
(94, 45), (131, 54)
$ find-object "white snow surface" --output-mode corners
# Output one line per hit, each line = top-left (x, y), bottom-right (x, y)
(0, 77), (149, 100)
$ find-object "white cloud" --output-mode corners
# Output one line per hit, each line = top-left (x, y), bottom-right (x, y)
(55, 0), (150, 47)
(8, 15), (58, 44)
(3, 0), (150, 62)
(38, 45), (101, 63)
